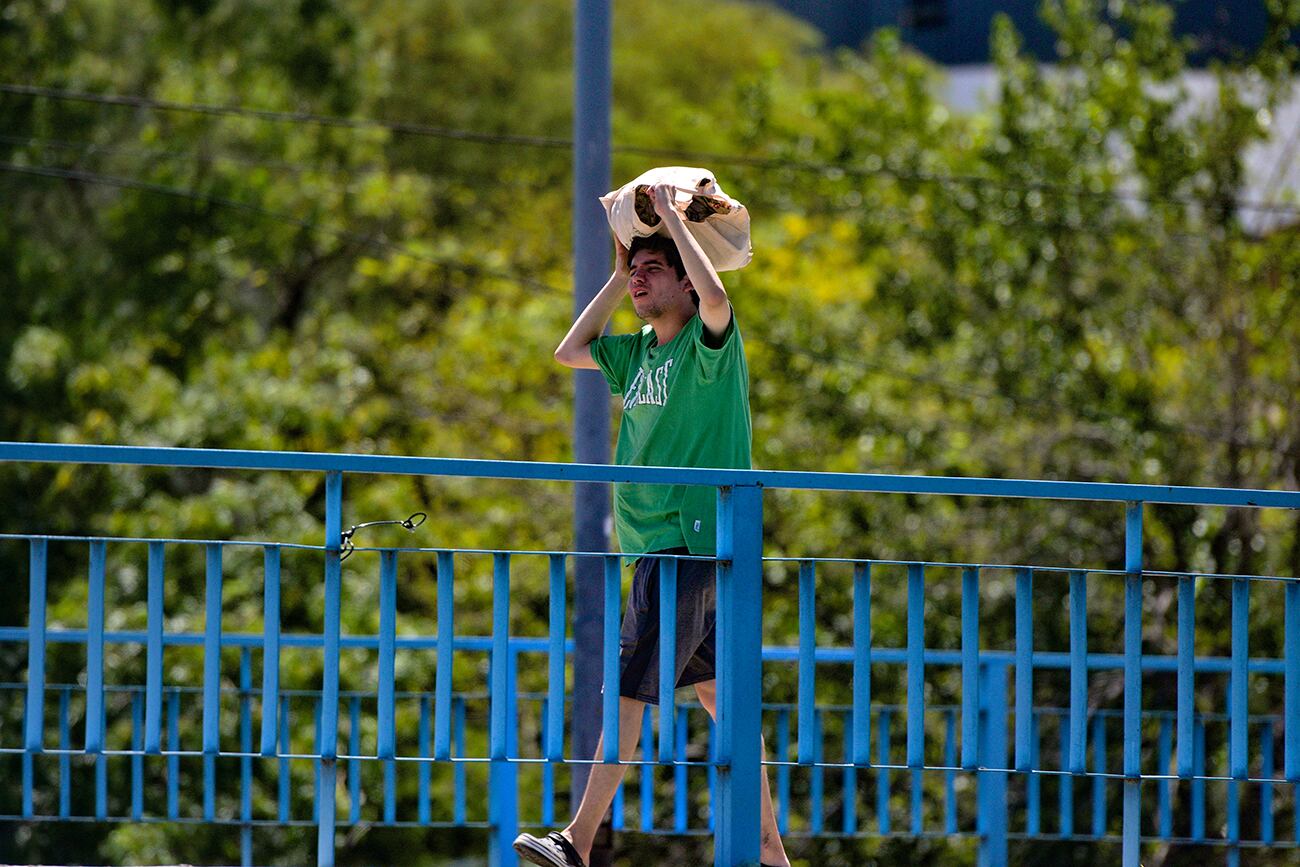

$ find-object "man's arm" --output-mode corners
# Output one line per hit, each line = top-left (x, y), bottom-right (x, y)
(554, 239), (629, 369)
(650, 183), (731, 340)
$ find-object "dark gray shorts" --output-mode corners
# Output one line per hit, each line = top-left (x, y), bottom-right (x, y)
(618, 547), (717, 705)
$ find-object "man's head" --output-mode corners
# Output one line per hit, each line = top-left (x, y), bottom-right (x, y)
(626, 234), (699, 320)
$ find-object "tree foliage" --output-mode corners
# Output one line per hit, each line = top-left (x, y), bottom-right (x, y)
(1, 0), (1298, 863)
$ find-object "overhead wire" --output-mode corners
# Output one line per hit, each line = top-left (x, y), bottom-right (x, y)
(2, 157), (1284, 457)
(0, 160), (560, 294)
(4, 82), (1300, 219)
(4, 76), (1295, 455)
(0, 130), (1239, 244)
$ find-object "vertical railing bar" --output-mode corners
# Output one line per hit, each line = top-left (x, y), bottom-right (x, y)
(239, 649), (252, 827)
(58, 688), (70, 818)
(944, 707), (957, 835)
(1192, 718), (1206, 841)
(1014, 567), (1033, 772)
(714, 483), (765, 867)
(418, 695), (432, 825)
(1227, 778), (1240, 849)
(707, 716), (717, 835)
(168, 688), (181, 820)
(910, 764), (923, 836)
(1068, 569), (1087, 774)
(961, 565), (979, 770)
(775, 706), (789, 834)
(383, 748), (396, 825)
(675, 705), (689, 833)
(1230, 577), (1249, 779)
(321, 474), (343, 763)
(798, 560), (816, 765)
(1121, 502), (1143, 867)
(278, 696), (291, 823)
(202, 542), (222, 756)
(853, 563), (872, 766)
(260, 545), (281, 757)
(602, 554), (621, 764)
(312, 697), (322, 823)
(844, 714), (858, 835)
(25, 539), (49, 754)
(1026, 711), (1041, 835)
(21, 696), (32, 818)
(490, 552), (511, 762)
(613, 756), (626, 832)
(1178, 574), (1196, 778)
(877, 707), (892, 835)
(453, 695), (467, 825)
(810, 707), (823, 835)
(1157, 716), (1172, 840)
(976, 661), (1010, 865)
(541, 698), (555, 827)
(378, 549), (397, 761)
(1059, 709), (1073, 838)
(907, 563), (925, 770)
(203, 741), (216, 821)
(640, 706), (654, 832)
(1092, 714), (1106, 838)
(657, 556), (677, 764)
(96, 717), (108, 819)
(1285, 579), (1300, 782)
(434, 551), (454, 762)
(85, 539), (107, 753)
(1260, 720), (1274, 845)
(496, 645), (521, 850)
(317, 761), (337, 867)
(548, 553), (568, 764)
(145, 541), (165, 755)
(318, 470), (343, 867)
(348, 696), (361, 825)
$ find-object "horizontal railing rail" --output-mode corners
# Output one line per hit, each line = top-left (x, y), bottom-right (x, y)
(3, 441), (1298, 506)
(2, 442), (1298, 867)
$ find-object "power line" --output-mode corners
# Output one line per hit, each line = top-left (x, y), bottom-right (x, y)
(5, 82), (1299, 219)
(0, 83), (572, 151)
(0, 160), (558, 293)
(0, 158), (1286, 456)
(0, 131), (1203, 241)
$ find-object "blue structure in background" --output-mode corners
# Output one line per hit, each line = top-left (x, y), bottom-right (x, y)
(1, 442), (1299, 866)
(766, 0), (1297, 64)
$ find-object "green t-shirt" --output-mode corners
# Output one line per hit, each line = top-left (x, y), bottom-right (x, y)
(590, 312), (752, 556)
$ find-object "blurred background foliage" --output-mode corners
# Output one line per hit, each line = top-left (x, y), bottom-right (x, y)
(1, 0), (1298, 863)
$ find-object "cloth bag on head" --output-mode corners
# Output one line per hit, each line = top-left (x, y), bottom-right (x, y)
(600, 166), (752, 271)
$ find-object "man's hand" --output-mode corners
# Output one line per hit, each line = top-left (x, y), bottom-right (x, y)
(650, 182), (682, 222)
(614, 236), (630, 280)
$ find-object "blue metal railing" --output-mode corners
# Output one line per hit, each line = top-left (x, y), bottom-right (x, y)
(1, 441), (1298, 867)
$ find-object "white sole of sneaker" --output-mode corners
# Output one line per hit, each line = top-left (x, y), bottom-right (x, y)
(512, 833), (569, 867)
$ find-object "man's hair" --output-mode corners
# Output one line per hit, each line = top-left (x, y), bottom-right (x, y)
(627, 234), (686, 280)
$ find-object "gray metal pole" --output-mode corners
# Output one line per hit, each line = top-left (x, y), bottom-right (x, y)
(571, 0), (612, 837)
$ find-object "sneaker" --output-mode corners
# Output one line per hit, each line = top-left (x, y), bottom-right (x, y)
(513, 830), (587, 867)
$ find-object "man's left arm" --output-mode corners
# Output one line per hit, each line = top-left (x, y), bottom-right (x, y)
(651, 183), (731, 341)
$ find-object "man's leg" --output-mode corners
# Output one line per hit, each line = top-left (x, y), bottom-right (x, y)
(560, 696), (647, 863)
(693, 680), (790, 867)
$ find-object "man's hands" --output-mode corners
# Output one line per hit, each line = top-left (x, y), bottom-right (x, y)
(649, 182), (683, 223)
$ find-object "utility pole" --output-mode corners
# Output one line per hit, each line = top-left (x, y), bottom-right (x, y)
(572, 0), (613, 864)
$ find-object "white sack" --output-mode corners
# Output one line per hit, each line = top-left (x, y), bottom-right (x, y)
(600, 166), (752, 271)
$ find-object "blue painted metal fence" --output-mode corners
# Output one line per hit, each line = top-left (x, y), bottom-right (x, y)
(1, 442), (1299, 866)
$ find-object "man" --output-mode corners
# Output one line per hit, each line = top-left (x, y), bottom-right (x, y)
(514, 184), (790, 867)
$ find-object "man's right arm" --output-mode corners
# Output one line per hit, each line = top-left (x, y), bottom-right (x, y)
(554, 242), (629, 369)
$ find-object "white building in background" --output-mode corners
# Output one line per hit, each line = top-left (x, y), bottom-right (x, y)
(760, 0), (1300, 233)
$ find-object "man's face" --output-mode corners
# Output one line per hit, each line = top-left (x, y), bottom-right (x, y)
(628, 250), (690, 320)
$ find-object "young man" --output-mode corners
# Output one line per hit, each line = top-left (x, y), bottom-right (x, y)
(514, 185), (790, 867)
